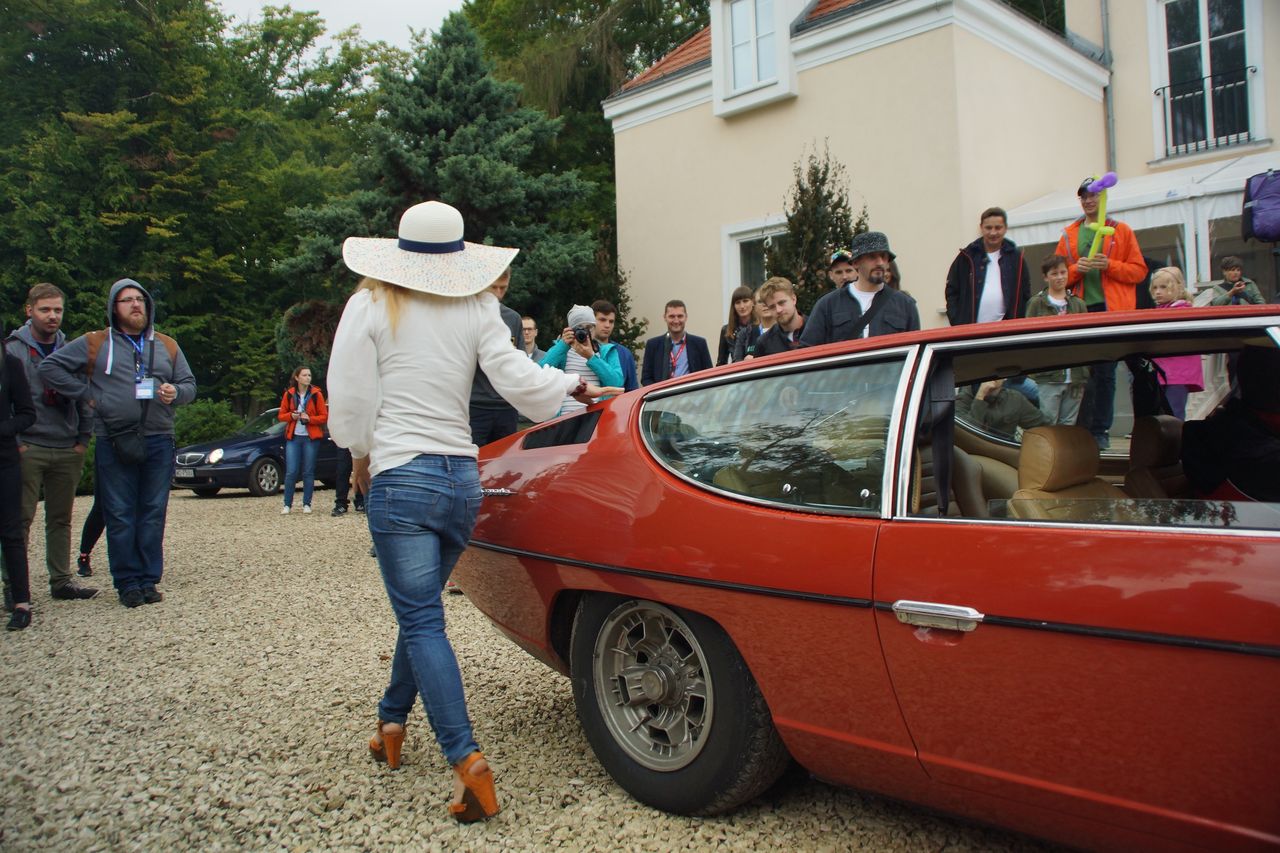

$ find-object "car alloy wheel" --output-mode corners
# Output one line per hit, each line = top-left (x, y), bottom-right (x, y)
(591, 600), (712, 772)
(248, 458), (282, 496)
(570, 596), (789, 815)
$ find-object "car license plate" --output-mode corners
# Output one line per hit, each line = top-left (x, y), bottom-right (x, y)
(175, 468), (195, 479)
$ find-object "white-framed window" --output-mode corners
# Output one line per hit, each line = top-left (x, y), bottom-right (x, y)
(729, 0), (777, 91)
(1148, 0), (1265, 159)
(721, 216), (786, 308)
(710, 0), (797, 117)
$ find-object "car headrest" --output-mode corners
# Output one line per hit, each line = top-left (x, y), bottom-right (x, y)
(1018, 425), (1099, 492)
(1129, 415), (1182, 468)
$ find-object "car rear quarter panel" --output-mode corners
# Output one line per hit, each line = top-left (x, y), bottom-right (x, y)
(457, 394), (927, 795)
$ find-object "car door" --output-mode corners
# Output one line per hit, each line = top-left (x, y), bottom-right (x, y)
(872, 341), (1280, 849)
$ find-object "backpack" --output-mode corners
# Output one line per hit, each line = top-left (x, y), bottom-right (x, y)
(83, 330), (179, 378)
(1242, 170), (1280, 243)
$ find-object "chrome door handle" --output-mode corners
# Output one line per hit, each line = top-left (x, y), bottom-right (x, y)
(481, 488), (515, 497)
(892, 600), (984, 632)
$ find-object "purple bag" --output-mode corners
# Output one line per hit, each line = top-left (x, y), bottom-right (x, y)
(1242, 170), (1280, 243)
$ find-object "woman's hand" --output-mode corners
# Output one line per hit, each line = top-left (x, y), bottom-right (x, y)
(572, 384), (622, 405)
(352, 455), (372, 495)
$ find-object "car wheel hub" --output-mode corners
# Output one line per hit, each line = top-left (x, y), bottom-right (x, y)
(592, 602), (713, 772)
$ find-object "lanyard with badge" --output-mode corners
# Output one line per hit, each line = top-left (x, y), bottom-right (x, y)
(669, 336), (687, 376)
(129, 334), (157, 400)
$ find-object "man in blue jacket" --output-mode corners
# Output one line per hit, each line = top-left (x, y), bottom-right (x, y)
(945, 207), (1030, 325)
(40, 278), (197, 608)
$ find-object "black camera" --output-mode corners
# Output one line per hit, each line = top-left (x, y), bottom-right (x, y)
(573, 326), (592, 344)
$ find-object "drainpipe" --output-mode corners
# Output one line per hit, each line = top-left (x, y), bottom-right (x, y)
(1101, 0), (1116, 171)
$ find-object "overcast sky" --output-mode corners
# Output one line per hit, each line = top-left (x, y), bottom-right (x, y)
(225, 0), (466, 50)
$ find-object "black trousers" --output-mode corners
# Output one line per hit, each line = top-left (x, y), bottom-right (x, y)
(334, 448), (364, 509)
(79, 493), (105, 555)
(0, 457), (31, 605)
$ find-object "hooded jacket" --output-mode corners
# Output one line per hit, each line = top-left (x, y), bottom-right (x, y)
(3, 321), (92, 448)
(1054, 217), (1147, 311)
(944, 237), (1030, 325)
(38, 278), (197, 437)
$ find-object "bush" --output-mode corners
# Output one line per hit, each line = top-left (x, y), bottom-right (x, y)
(174, 399), (245, 448)
(77, 438), (96, 495)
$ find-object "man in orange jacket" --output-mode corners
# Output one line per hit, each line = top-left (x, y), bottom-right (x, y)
(1055, 177), (1148, 449)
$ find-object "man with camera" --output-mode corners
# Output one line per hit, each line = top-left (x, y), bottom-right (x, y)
(538, 305), (625, 415)
(2, 283), (99, 605)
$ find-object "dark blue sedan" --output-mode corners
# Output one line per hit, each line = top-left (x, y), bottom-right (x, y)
(172, 409), (341, 497)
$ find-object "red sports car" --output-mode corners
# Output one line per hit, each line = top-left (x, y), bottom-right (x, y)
(454, 306), (1280, 852)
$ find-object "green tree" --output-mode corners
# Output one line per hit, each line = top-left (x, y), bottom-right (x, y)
(764, 143), (869, 316)
(279, 13), (598, 330)
(0, 0), (381, 412)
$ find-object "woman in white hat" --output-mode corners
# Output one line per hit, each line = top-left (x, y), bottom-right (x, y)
(327, 201), (613, 822)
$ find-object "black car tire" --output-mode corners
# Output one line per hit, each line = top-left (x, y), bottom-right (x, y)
(247, 457), (282, 496)
(570, 595), (789, 816)
(192, 486), (221, 497)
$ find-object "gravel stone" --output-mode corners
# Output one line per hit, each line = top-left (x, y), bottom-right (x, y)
(0, 493), (1056, 851)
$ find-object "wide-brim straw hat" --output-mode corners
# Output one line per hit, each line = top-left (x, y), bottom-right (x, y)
(342, 201), (519, 297)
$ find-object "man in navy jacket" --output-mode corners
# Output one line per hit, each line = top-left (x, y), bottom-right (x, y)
(945, 206), (1030, 326)
(641, 300), (713, 385)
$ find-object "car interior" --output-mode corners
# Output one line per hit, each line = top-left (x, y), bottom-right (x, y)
(910, 328), (1280, 530)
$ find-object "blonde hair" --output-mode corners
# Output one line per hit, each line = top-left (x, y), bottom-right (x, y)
(1150, 267), (1188, 302)
(359, 277), (423, 337)
(757, 276), (795, 304)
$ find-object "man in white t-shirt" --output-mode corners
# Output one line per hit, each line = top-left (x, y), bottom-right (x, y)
(799, 232), (920, 346)
(945, 206), (1031, 326)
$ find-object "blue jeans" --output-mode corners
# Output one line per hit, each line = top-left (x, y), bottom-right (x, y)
(368, 454), (483, 765)
(283, 434), (318, 508)
(96, 434), (175, 592)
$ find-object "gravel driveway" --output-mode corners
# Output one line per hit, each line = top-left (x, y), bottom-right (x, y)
(1, 492), (1051, 851)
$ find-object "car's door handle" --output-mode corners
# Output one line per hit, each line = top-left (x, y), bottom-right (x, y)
(481, 488), (515, 497)
(891, 600), (984, 632)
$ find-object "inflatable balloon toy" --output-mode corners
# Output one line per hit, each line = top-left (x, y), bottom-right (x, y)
(1084, 171), (1118, 258)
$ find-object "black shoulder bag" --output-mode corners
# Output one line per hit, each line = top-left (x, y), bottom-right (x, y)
(105, 337), (156, 466)
(848, 287), (892, 340)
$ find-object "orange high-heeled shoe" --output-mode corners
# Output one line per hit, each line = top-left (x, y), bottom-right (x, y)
(369, 721), (405, 770)
(449, 752), (499, 822)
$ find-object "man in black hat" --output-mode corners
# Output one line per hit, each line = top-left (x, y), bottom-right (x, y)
(800, 232), (920, 346)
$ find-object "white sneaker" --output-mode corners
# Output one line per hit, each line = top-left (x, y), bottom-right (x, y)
(302, 505), (312, 514)
(281, 506), (290, 515)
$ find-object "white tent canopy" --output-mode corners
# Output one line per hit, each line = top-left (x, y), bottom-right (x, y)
(1007, 151), (1279, 280)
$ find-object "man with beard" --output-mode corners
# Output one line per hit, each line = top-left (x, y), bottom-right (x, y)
(751, 278), (807, 358)
(801, 232), (920, 346)
(40, 279), (196, 608)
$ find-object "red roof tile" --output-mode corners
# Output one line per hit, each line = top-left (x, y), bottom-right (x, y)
(622, 27), (711, 92)
(805, 0), (868, 23)
(619, 0), (871, 94)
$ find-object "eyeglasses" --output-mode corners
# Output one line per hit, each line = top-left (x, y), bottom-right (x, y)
(115, 296), (146, 305)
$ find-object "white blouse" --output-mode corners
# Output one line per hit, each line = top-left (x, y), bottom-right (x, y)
(327, 288), (580, 476)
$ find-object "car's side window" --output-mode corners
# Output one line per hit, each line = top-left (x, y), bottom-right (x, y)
(912, 334), (1280, 532)
(640, 358), (905, 514)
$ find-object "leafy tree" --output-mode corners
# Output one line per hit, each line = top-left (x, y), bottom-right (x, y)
(0, 0), (380, 412)
(764, 143), (869, 316)
(279, 13), (599, 332)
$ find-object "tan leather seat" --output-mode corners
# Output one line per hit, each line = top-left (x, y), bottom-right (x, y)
(1125, 415), (1190, 499)
(1011, 426), (1128, 521)
(911, 444), (987, 517)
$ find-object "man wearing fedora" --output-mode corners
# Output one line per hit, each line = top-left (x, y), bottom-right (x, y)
(800, 232), (920, 346)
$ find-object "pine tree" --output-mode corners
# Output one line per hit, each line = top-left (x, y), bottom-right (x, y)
(279, 13), (597, 331)
(763, 144), (869, 316)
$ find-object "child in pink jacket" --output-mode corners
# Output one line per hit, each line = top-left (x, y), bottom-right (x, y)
(1150, 267), (1204, 419)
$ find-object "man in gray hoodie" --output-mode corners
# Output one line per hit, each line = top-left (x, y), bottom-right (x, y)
(2, 283), (99, 604)
(40, 279), (197, 608)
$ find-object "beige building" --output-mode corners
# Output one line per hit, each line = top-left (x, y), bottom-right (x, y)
(603, 0), (1279, 343)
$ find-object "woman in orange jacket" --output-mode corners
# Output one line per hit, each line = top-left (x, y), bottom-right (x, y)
(277, 366), (328, 514)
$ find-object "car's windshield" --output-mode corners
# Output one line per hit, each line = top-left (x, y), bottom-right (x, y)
(237, 410), (285, 436)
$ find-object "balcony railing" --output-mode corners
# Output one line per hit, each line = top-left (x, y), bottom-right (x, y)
(1155, 66), (1256, 158)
